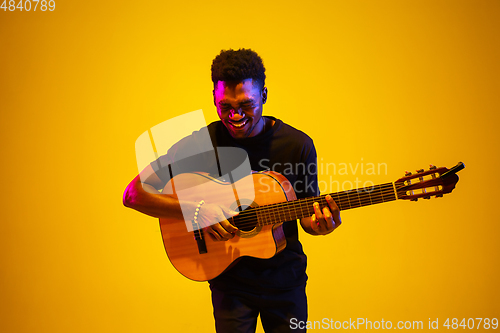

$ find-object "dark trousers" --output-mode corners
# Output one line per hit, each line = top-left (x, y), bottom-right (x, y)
(210, 283), (308, 333)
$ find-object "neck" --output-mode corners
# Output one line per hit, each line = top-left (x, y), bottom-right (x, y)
(235, 182), (398, 227)
(262, 116), (274, 132)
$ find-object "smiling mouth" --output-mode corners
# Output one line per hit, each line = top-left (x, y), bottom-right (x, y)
(228, 119), (248, 128)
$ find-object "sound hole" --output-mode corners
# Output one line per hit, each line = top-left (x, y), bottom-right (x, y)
(231, 200), (258, 232)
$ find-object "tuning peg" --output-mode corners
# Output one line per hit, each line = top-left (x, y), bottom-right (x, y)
(405, 171), (412, 176)
(417, 169), (424, 173)
(429, 165), (437, 170)
(423, 196), (431, 199)
(411, 198), (418, 201)
(435, 194), (443, 198)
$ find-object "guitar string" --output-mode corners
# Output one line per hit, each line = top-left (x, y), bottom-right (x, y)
(197, 180), (438, 230)
(233, 189), (395, 223)
(236, 184), (397, 215)
(226, 184), (400, 229)
(225, 181), (439, 229)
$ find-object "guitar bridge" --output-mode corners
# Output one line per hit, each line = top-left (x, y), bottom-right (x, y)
(193, 228), (207, 254)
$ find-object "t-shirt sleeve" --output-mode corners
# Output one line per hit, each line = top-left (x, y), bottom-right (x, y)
(148, 127), (220, 186)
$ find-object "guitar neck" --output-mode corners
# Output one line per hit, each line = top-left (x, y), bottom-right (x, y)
(255, 182), (397, 226)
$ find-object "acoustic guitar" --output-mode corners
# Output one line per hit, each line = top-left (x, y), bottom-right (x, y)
(159, 162), (464, 281)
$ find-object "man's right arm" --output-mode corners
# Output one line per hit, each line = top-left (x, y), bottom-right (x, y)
(123, 164), (238, 240)
(123, 164), (193, 220)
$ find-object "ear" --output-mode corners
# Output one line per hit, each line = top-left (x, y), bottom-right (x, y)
(262, 87), (268, 104)
(213, 89), (216, 107)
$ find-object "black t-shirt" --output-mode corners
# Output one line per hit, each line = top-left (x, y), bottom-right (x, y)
(151, 116), (319, 291)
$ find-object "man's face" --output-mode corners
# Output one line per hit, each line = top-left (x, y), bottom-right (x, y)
(213, 78), (267, 140)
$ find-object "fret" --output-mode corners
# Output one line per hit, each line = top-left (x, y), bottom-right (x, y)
(282, 205), (289, 221)
(278, 205), (286, 222)
(343, 191), (352, 210)
(256, 208), (264, 226)
(263, 204), (271, 225)
(291, 201), (300, 220)
(378, 184), (386, 203)
(301, 199), (311, 219)
(255, 210), (263, 225)
(358, 190), (364, 208)
(366, 189), (375, 206)
(358, 189), (372, 207)
(332, 193), (344, 211)
(378, 185), (385, 202)
(351, 189), (362, 208)
(298, 201), (304, 219)
(367, 188), (374, 205)
(271, 203), (278, 225)
(295, 201), (303, 220)
(381, 184), (389, 202)
(256, 208), (265, 226)
(271, 205), (279, 224)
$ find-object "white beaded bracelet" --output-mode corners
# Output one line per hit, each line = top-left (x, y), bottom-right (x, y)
(193, 200), (205, 224)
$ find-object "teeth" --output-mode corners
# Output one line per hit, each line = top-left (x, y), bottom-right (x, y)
(230, 119), (247, 128)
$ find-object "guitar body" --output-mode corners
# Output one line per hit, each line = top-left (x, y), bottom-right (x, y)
(159, 171), (297, 282)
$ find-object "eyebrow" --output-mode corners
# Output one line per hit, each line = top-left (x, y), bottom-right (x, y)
(218, 99), (255, 107)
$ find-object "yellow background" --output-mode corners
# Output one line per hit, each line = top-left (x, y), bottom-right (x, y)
(1, 0), (499, 332)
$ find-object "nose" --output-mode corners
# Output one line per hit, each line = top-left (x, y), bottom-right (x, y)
(229, 108), (244, 119)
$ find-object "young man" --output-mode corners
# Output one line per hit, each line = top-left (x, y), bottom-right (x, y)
(123, 49), (341, 332)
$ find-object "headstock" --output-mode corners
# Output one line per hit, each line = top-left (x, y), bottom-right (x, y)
(395, 162), (464, 201)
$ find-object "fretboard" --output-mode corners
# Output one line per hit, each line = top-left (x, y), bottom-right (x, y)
(254, 182), (397, 226)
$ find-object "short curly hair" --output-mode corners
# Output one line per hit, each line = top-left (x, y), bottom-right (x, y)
(211, 48), (266, 89)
